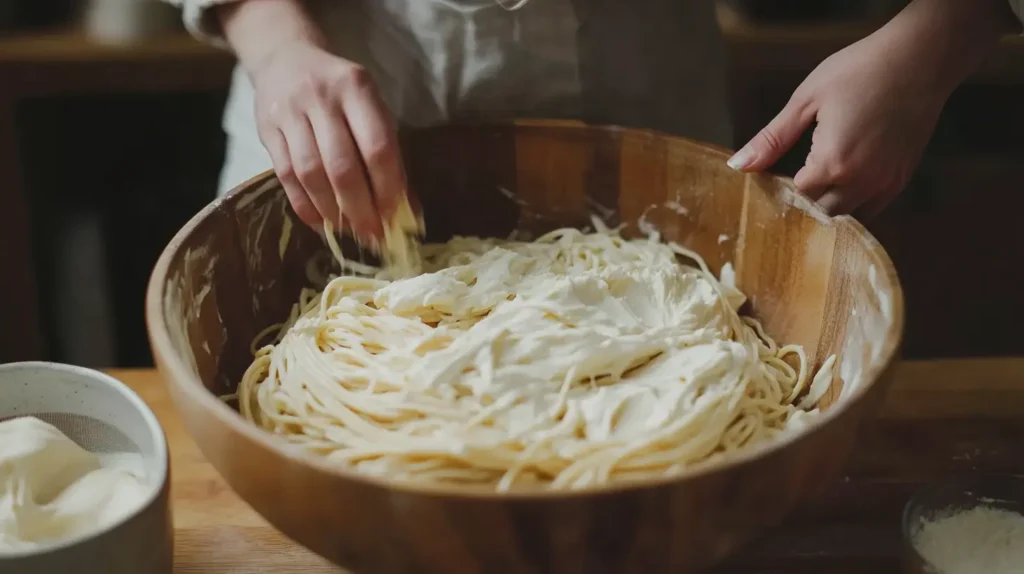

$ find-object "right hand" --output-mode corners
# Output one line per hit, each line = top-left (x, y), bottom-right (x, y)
(250, 42), (408, 243)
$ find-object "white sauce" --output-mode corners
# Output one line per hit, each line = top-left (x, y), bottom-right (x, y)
(238, 222), (832, 490)
(0, 417), (151, 551)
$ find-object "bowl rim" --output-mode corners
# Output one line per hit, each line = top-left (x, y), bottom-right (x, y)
(0, 361), (169, 558)
(145, 120), (905, 500)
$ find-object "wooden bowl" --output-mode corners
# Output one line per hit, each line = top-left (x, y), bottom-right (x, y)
(146, 121), (904, 573)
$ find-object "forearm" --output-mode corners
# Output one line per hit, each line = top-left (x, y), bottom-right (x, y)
(877, 0), (1017, 95)
(217, 0), (328, 73)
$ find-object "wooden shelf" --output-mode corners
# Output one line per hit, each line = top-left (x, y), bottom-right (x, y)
(1, 10), (1022, 83)
(0, 29), (235, 96)
(0, 29), (220, 64)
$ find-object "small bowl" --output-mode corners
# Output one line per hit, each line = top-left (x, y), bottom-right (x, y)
(902, 473), (1024, 574)
(0, 362), (172, 574)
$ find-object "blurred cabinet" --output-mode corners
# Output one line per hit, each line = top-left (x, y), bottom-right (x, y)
(17, 93), (228, 366)
(870, 155), (1024, 357)
(0, 30), (233, 363)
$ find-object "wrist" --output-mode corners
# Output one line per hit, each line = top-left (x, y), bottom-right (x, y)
(217, 0), (328, 76)
(879, 0), (1012, 96)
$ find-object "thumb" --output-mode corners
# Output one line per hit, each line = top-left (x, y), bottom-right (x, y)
(728, 98), (815, 173)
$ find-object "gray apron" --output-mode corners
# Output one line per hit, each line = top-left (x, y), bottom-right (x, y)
(206, 0), (731, 194)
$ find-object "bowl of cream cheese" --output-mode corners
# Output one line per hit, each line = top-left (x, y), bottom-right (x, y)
(0, 362), (170, 574)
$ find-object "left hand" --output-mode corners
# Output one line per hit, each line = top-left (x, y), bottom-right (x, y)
(727, 31), (949, 219)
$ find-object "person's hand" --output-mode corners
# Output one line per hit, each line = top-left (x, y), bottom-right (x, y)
(727, 32), (948, 219)
(250, 42), (408, 243)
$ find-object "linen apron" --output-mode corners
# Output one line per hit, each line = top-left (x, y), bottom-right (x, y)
(171, 0), (731, 195)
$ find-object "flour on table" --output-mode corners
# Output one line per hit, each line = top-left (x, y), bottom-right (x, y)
(913, 504), (1024, 574)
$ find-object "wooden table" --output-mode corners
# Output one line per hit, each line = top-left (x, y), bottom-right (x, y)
(114, 358), (1024, 573)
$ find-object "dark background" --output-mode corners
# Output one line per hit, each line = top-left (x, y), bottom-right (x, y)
(2, 0), (1023, 367)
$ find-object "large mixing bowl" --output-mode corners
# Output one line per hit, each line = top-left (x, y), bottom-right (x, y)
(146, 121), (904, 573)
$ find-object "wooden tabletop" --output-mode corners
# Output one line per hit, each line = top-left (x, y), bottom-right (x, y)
(113, 359), (1024, 573)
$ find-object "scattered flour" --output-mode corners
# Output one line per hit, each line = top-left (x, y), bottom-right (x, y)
(913, 505), (1024, 574)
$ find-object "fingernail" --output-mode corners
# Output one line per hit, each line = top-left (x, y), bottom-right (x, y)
(356, 230), (380, 255)
(378, 197), (398, 222)
(727, 147), (755, 171)
(356, 223), (382, 246)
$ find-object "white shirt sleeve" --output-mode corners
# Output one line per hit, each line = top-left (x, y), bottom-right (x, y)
(161, 0), (240, 47)
(1010, 1), (1024, 26)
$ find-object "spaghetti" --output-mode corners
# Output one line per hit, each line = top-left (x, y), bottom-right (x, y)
(236, 217), (835, 491)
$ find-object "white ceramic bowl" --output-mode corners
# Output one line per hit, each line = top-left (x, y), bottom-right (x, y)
(0, 362), (171, 574)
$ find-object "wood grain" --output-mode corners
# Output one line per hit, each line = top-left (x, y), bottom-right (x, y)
(115, 359), (1024, 573)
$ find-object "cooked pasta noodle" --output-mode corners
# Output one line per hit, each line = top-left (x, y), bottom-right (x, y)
(235, 216), (836, 491)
